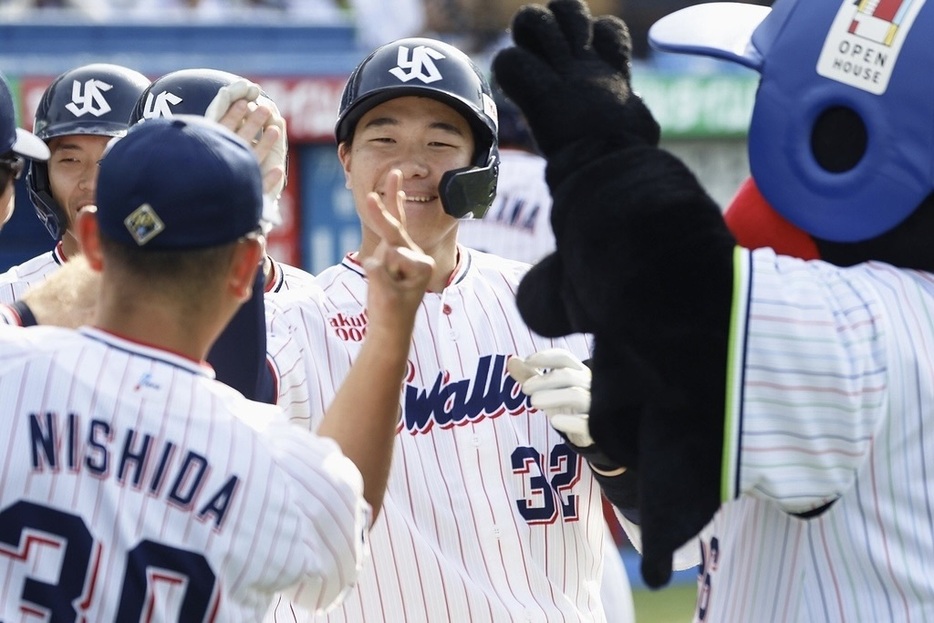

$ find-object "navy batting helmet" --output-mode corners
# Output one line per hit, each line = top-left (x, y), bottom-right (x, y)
(129, 68), (246, 124)
(27, 63), (149, 240)
(336, 37), (499, 220)
(651, 0), (934, 242)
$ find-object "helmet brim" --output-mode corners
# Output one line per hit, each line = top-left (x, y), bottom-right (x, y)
(649, 2), (771, 70)
(12, 128), (50, 161)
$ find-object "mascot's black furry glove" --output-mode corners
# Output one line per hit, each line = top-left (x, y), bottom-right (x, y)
(494, 0), (739, 588)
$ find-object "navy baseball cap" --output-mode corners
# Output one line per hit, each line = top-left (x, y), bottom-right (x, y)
(96, 116), (263, 250)
(0, 73), (49, 160)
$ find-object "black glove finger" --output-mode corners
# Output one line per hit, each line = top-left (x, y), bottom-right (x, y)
(491, 47), (558, 114)
(640, 547), (674, 589)
(511, 3), (572, 68)
(516, 253), (574, 337)
(593, 15), (634, 82)
(548, 0), (594, 57)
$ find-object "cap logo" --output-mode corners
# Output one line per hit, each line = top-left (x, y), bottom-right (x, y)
(816, 0), (926, 95)
(65, 79), (114, 117)
(389, 45), (445, 84)
(141, 90), (184, 120)
(124, 203), (165, 246)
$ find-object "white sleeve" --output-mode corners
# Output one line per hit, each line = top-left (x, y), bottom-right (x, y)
(243, 406), (371, 613)
(612, 508), (702, 571)
(725, 249), (891, 513)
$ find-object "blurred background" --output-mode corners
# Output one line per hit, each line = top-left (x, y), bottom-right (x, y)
(0, 1), (769, 618)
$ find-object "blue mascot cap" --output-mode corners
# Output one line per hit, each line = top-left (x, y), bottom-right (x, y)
(650, 0), (934, 242)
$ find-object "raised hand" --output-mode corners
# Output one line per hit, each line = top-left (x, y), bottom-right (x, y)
(492, 0), (659, 185)
(361, 169), (434, 348)
(208, 79), (287, 231)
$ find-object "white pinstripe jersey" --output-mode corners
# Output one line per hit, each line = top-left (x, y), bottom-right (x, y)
(688, 247), (934, 622)
(264, 247), (610, 622)
(0, 243), (66, 304)
(0, 324), (371, 621)
(266, 257), (316, 295)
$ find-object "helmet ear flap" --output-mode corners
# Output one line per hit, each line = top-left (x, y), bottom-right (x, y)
(440, 153), (499, 219)
(26, 160), (63, 240)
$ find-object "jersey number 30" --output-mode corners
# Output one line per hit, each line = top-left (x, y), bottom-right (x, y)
(0, 500), (216, 621)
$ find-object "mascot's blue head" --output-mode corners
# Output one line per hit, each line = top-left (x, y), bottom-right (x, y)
(650, 0), (934, 243)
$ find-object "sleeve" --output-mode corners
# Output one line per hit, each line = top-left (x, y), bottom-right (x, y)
(246, 406), (372, 613)
(208, 268), (274, 402)
(727, 248), (891, 513)
(612, 508), (702, 571)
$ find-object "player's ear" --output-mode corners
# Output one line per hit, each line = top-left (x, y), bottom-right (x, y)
(229, 234), (264, 302)
(338, 141), (352, 189)
(75, 207), (104, 271)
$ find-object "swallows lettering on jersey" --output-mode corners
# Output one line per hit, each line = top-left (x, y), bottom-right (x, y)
(401, 354), (531, 434)
(28, 412), (240, 531)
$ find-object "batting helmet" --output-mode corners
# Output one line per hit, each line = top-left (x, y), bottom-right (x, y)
(650, 0), (934, 242)
(129, 68), (247, 124)
(27, 63), (149, 240)
(335, 37), (500, 220)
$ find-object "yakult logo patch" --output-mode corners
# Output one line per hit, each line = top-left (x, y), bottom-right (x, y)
(66, 79), (114, 117)
(817, 0), (925, 94)
(390, 45), (445, 84)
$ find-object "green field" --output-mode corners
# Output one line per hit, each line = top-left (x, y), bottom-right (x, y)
(632, 582), (697, 623)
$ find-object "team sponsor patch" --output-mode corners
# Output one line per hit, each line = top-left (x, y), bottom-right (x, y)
(817, 0), (925, 94)
(124, 203), (165, 246)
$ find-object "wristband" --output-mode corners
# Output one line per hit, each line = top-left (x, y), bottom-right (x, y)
(10, 300), (38, 327)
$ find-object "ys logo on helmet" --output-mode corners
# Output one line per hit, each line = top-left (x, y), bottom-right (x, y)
(65, 79), (114, 117)
(140, 91), (184, 120)
(390, 45), (445, 84)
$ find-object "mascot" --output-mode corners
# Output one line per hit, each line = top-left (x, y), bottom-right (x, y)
(495, 1), (934, 620)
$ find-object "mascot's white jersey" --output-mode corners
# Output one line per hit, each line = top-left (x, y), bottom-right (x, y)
(0, 325), (370, 620)
(265, 248), (610, 622)
(691, 247), (934, 622)
(0, 244), (66, 304)
(457, 149), (555, 265)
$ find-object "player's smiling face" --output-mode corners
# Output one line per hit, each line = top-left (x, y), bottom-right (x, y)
(339, 95), (475, 253)
(48, 134), (110, 234)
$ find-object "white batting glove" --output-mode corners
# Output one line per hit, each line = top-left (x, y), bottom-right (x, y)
(204, 78), (261, 122)
(507, 348), (594, 448)
(205, 80), (287, 232)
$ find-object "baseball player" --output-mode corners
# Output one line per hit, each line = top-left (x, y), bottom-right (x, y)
(0, 115), (433, 619)
(495, 0), (934, 621)
(0, 63), (149, 303)
(127, 67), (314, 294)
(0, 72), (49, 232)
(458, 86), (635, 622)
(264, 37), (617, 622)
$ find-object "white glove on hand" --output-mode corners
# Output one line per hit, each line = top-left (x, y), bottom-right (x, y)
(507, 348), (594, 448)
(204, 78), (261, 122)
(205, 80), (287, 232)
